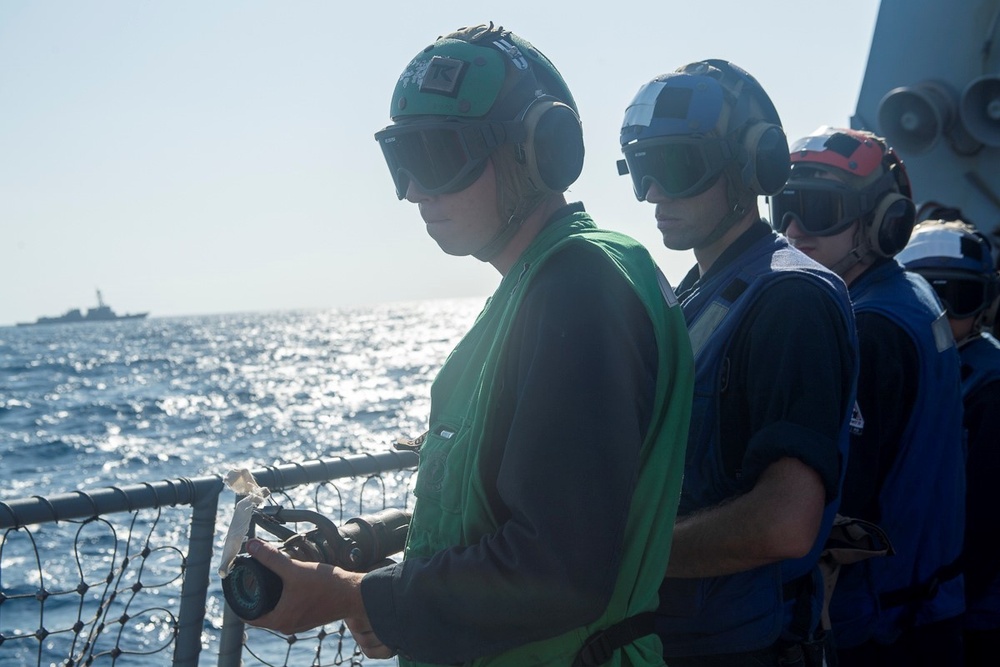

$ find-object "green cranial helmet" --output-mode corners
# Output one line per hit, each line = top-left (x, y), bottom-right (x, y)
(389, 23), (578, 123)
(376, 24), (585, 261)
(377, 24), (583, 199)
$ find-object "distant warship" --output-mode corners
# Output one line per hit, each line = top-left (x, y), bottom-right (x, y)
(16, 289), (149, 327)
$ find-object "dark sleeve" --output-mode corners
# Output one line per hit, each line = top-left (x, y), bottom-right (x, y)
(361, 244), (659, 663)
(838, 312), (919, 520)
(963, 379), (1000, 598)
(724, 277), (855, 502)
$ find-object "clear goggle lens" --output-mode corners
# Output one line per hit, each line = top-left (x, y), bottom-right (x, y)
(770, 173), (900, 237)
(375, 120), (523, 199)
(620, 137), (730, 200)
(921, 272), (993, 318)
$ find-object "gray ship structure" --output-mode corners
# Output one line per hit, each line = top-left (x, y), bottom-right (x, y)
(853, 0), (1000, 238)
(16, 289), (148, 327)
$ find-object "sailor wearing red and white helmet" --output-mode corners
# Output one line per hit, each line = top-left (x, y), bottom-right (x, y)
(774, 126), (966, 665)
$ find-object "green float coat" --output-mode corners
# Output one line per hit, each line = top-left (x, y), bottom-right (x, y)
(403, 209), (693, 667)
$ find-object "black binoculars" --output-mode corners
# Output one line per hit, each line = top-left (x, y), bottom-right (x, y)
(222, 505), (411, 621)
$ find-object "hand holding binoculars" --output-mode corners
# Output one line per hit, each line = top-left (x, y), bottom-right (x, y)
(221, 505), (410, 621)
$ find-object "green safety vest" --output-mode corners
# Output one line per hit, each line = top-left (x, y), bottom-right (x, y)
(403, 210), (693, 667)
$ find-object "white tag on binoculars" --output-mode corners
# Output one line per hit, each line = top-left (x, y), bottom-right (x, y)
(218, 468), (270, 578)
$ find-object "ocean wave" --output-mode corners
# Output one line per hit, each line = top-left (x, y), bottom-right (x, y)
(0, 301), (480, 501)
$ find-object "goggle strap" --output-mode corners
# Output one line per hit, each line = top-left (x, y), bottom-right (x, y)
(477, 121), (527, 155)
(858, 171), (898, 217)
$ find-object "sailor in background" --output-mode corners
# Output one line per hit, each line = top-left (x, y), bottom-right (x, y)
(618, 62), (858, 666)
(773, 127), (966, 666)
(898, 212), (1000, 667)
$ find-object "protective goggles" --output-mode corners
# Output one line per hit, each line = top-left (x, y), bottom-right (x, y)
(770, 175), (892, 237)
(918, 271), (996, 319)
(374, 120), (525, 199)
(618, 136), (732, 201)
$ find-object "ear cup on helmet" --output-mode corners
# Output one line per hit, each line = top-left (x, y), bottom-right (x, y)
(985, 274), (1000, 306)
(866, 193), (917, 257)
(739, 122), (790, 196)
(520, 98), (584, 193)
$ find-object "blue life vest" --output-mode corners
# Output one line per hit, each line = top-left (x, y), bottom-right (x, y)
(656, 233), (857, 657)
(960, 332), (1000, 399)
(958, 332), (1000, 631)
(829, 260), (966, 648)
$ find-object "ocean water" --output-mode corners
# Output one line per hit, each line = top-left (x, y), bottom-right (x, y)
(0, 299), (482, 665)
(0, 300), (480, 501)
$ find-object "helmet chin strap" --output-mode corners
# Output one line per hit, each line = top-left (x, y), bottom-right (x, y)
(473, 147), (546, 262)
(698, 182), (756, 250)
(830, 225), (873, 277)
(472, 190), (548, 261)
(473, 212), (526, 262)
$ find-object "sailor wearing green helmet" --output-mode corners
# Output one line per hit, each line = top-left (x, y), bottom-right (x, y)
(243, 22), (695, 667)
(374, 23), (587, 264)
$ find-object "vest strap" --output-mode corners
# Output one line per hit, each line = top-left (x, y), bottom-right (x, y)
(572, 612), (655, 667)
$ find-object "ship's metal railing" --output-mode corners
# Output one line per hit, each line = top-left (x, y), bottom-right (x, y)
(0, 450), (418, 667)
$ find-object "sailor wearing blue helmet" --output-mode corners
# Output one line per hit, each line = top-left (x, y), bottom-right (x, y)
(618, 61), (859, 666)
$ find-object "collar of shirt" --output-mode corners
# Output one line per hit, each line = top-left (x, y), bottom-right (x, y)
(678, 218), (772, 295)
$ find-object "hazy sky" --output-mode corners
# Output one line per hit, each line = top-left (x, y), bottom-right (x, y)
(0, 1), (882, 326)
